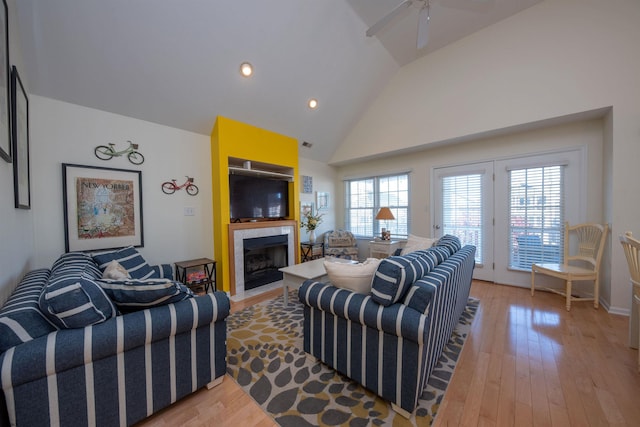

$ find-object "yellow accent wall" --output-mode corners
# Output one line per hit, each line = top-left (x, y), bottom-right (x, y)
(210, 116), (299, 293)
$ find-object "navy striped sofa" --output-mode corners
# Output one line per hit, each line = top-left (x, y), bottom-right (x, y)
(298, 236), (475, 418)
(0, 250), (230, 427)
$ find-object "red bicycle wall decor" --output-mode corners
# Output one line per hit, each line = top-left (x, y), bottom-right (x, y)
(161, 176), (199, 195)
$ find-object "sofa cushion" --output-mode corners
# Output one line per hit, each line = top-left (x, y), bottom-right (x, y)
(92, 246), (157, 279)
(370, 250), (438, 306)
(40, 265), (117, 329)
(429, 246), (452, 264)
(97, 278), (194, 310)
(436, 234), (462, 255)
(323, 258), (380, 294)
(0, 269), (58, 353)
(51, 251), (103, 279)
(401, 234), (437, 255)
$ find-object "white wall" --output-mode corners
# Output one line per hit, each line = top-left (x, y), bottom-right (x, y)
(298, 157), (338, 242)
(0, 0), (34, 305)
(30, 96), (214, 269)
(333, 0), (640, 313)
(337, 118), (606, 285)
(2, 89), (338, 305)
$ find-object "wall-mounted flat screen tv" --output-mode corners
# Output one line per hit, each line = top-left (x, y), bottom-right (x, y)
(229, 174), (289, 220)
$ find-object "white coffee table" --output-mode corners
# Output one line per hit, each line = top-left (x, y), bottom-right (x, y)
(279, 257), (356, 305)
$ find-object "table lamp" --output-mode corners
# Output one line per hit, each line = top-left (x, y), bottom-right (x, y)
(375, 207), (395, 240)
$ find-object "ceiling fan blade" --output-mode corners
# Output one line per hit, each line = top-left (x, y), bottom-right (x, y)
(366, 0), (413, 37)
(416, 4), (430, 49)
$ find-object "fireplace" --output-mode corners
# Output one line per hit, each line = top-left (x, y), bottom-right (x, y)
(229, 220), (297, 296)
(243, 235), (288, 290)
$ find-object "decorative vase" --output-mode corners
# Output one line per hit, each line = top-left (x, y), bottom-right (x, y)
(308, 229), (316, 243)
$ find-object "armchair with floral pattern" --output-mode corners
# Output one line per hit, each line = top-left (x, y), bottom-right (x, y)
(324, 229), (359, 260)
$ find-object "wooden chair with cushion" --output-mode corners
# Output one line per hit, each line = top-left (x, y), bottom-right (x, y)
(531, 222), (608, 311)
(619, 231), (640, 371)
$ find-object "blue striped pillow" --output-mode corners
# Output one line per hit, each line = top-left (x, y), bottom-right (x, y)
(370, 250), (437, 306)
(39, 271), (117, 329)
(428, 246), (451, 264)
(436, 234), (462, 255)
(0, 269), (59, 353)
(92, 246), (157, 279)
(97, 278), (193, 311)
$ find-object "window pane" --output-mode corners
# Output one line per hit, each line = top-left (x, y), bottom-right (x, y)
(441, 174), (483, 263)
(345, 174), (409, 239)
(509, 166), (564, 270)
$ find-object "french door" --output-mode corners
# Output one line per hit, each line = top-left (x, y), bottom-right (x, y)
(433, 162), (494, 282)
(433, 149), (584, 286)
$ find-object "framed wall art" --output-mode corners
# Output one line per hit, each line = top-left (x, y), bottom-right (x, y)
(62, 163), (144, 252)
(0, 0), (9, 163)
(300, 201), (313, 218)
(316, 191), (329, 210)
(11, 66), (30, 209)
(302, 175), (313, 194)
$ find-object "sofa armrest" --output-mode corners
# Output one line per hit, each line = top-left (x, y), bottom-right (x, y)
(1, 291), (230, 388)
(298, 280), (426, 343)
(151, 263), (174, 280)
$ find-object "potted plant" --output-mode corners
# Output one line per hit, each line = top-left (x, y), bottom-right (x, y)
(300, 210), (324, 243)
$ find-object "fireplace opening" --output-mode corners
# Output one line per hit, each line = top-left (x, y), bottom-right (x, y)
(243, 234), (288, 290)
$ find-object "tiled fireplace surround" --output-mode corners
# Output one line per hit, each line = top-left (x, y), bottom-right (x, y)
(228, 220), (297, 297)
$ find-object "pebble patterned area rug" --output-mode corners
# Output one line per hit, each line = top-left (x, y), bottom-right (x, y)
(226, 292), (479, 427)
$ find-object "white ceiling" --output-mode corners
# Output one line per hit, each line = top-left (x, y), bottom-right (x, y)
(14, 0), (541, 163)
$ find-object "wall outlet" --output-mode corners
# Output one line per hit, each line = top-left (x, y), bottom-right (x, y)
(184, 207), (195, 216)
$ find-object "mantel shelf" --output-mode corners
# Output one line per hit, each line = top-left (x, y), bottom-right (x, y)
(228, 166), (293, 181)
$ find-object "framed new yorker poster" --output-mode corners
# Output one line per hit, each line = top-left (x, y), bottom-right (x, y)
(0, 0), (10, 163)
(62, 163), (144, 252)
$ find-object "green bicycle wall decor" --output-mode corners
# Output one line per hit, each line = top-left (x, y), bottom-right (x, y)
(94, 140), (144, 165)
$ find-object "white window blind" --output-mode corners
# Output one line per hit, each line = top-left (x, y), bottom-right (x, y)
(441, 174), (483, 263)
(509, 165), (564, 270)
(345, 174), (409, 239)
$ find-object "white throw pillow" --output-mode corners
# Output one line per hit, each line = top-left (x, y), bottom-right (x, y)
(401, 234), (437, 255)
(102, 260), (131, 280)
(324, 258), (381, 294)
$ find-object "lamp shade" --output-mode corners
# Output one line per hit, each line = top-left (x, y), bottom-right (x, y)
(375, 207), (395, 220)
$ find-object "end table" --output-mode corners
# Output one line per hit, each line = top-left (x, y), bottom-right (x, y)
(369, 240), (400, 259)
(175, 258), (216, 293)
(300, 242), (324, 262)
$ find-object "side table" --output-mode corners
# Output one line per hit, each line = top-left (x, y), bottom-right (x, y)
(174, 258), (216, 293)
(369, 240), (400, 259)
(300, 242), (325, 262)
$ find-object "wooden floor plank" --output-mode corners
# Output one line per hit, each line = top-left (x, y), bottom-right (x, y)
(136, 281), (640, 427)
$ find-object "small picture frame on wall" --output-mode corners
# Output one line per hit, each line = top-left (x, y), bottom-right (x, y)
(0, 0), (10, 163)
(302, 175), (313, 194)
(300, 201), (313, 218)
(316, 191), (329, 210)
(11, 66), (30, 209)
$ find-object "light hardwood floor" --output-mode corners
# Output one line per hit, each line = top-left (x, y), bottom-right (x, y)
(137, 281), (640, 426)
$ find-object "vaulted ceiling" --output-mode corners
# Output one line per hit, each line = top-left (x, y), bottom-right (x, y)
(14, 0), (540, 163)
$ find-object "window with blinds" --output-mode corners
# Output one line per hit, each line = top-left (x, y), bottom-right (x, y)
(345, 174), (409, 239)
(509, 165), (564, 270)
(441, 174), (483, 263)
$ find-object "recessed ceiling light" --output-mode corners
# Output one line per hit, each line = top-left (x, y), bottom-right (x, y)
(308, 98), (318, 109)
(240, 62), (253, 77)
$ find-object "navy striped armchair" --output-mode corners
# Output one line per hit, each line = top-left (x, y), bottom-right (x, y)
(299, 236), (475, 417)
(0, 250), (230, 427)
